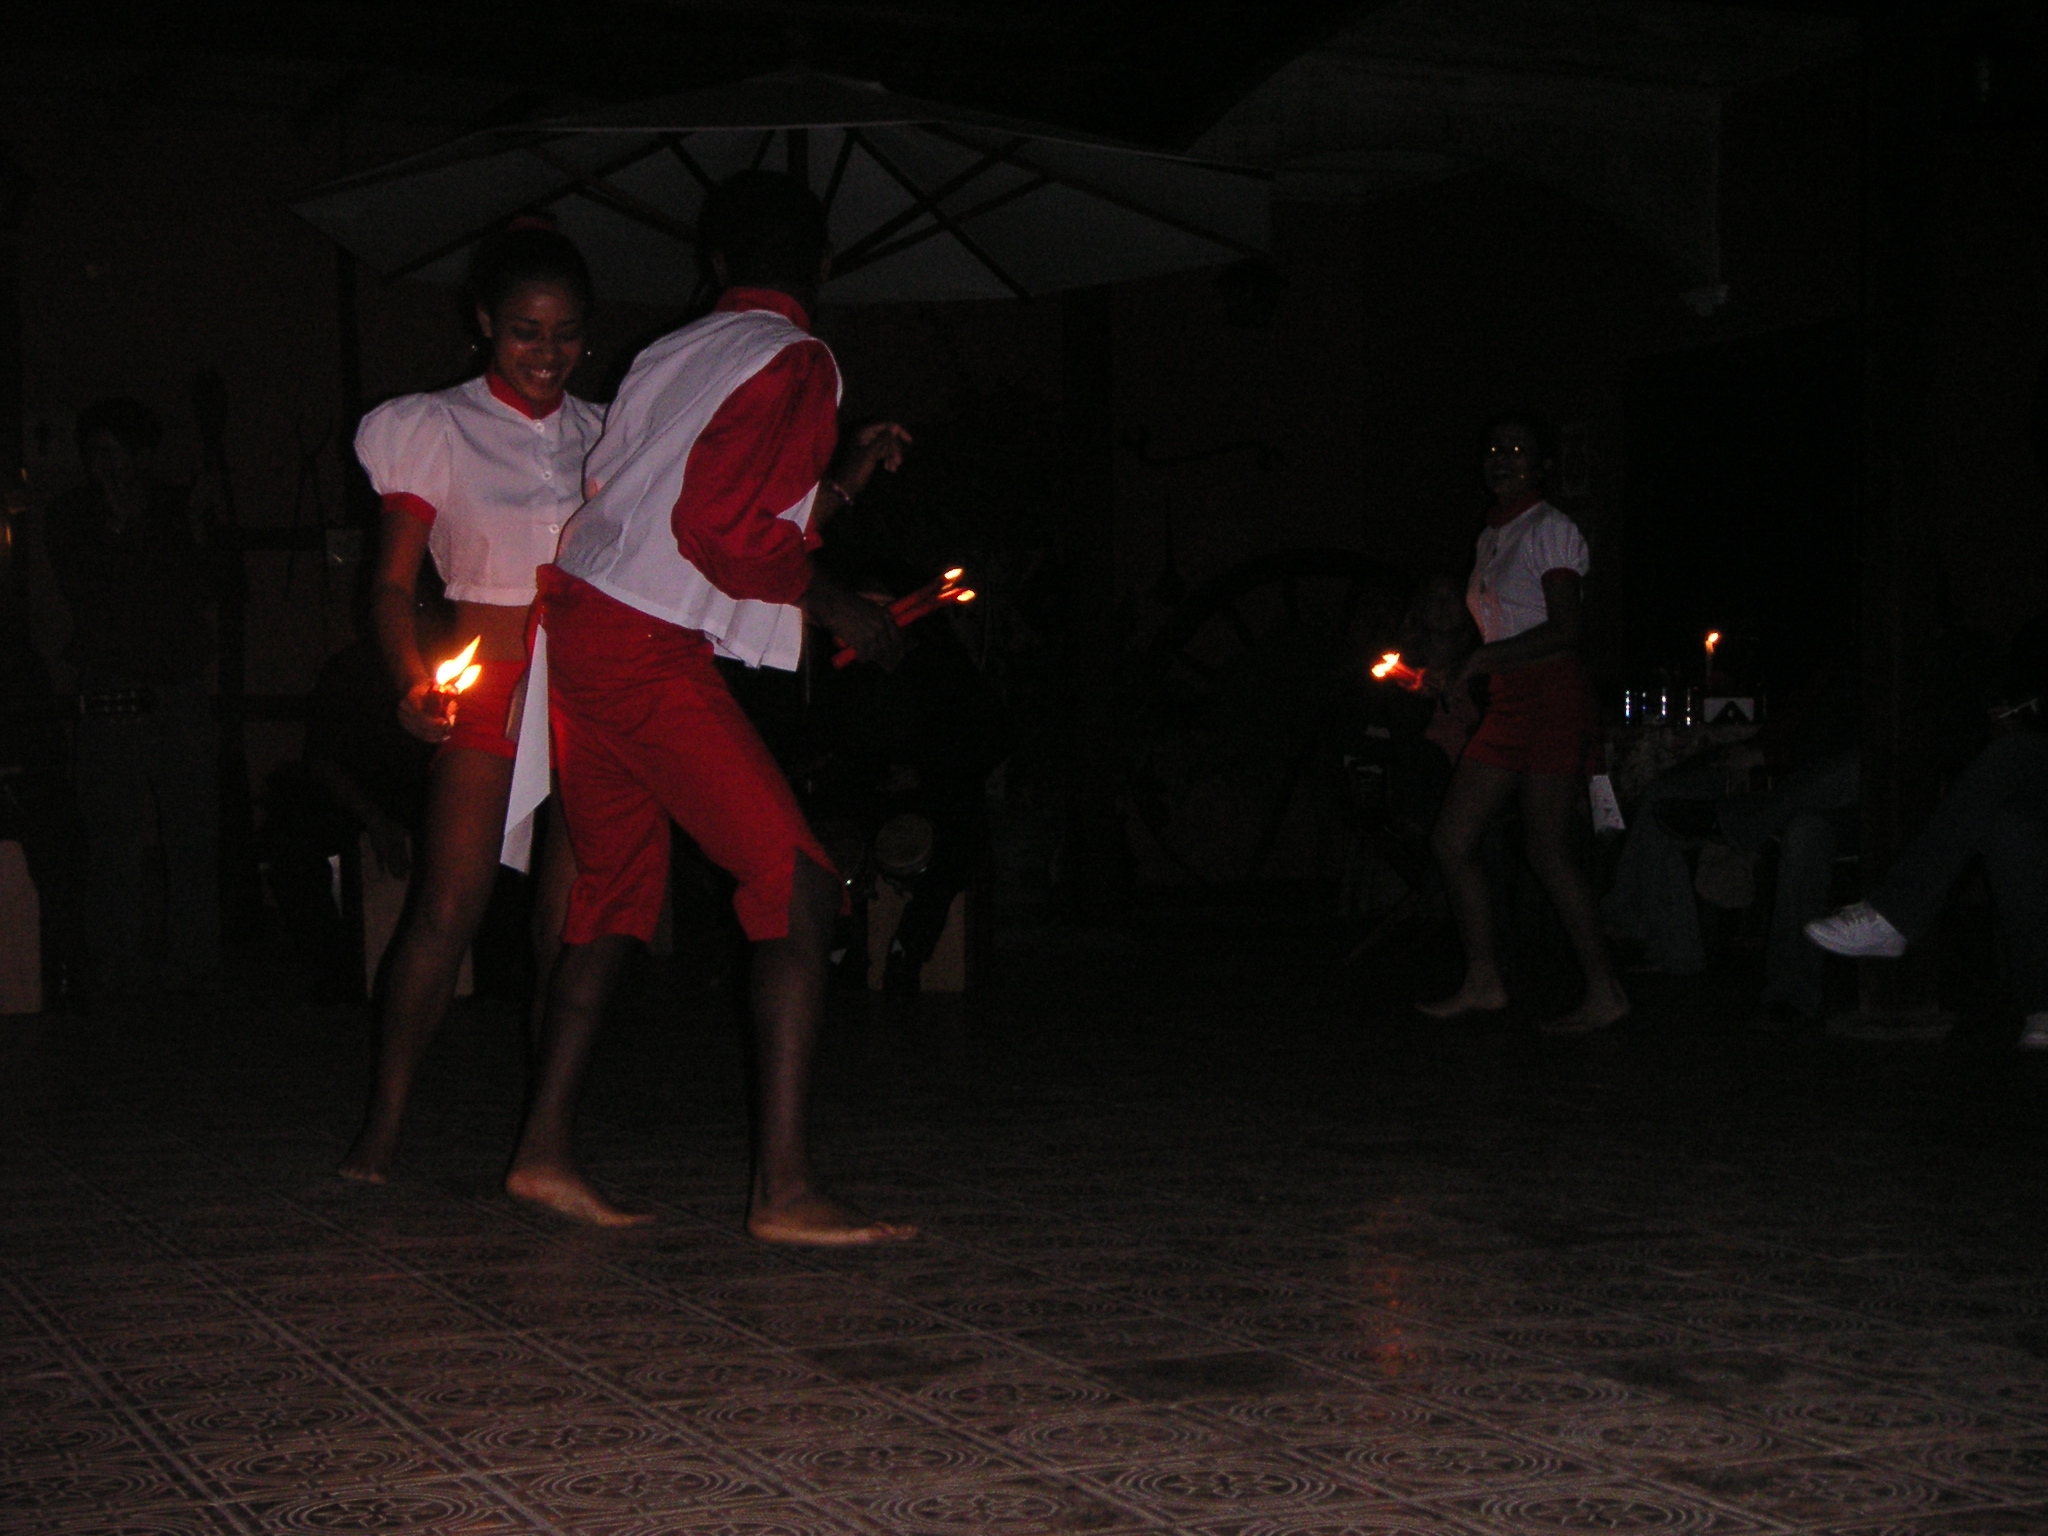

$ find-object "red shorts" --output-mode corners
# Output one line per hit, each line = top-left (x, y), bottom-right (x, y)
(539, 567), (837, 946)
(1462, 654), (1603, 777)
(436, 658), (524, 762)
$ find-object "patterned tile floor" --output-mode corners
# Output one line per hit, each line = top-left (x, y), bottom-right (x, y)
(6, 913), (2048, 1534)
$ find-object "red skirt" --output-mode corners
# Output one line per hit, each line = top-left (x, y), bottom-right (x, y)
(1461, 654), (1603, 777)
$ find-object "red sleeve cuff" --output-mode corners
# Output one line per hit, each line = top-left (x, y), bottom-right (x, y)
(382, 492), (437, 526)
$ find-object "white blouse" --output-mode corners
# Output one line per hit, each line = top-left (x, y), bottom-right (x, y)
(355, 374), (604, 606)
(1467, 500), (1591, 644)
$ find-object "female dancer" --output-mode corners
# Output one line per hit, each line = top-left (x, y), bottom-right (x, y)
(1419, 415), (1630, 1035)
(339, 226), (610, 1189)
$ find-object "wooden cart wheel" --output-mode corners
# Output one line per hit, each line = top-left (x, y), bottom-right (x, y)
(1128, 549), (1412, 888)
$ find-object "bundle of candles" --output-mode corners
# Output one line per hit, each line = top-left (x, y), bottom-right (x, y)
(832, 567), (976, 668)
(1370, 651), (1424, 692)
(432, 636), (483, 718)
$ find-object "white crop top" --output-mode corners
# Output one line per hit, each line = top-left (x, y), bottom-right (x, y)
(355, 374), (604, 606)
(1467, 500), (1591, 644)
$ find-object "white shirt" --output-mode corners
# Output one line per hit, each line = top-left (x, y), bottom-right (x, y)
(1467, 500), (1591, 644)
(355, 374), (604, 606)
(556, 305), (835, 671)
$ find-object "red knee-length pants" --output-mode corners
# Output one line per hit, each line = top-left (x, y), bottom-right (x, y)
(539, 567), (835, 945)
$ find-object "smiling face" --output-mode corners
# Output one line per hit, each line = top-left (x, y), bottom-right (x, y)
(1482, 419), (1549, 505)
(477, 281), (586, 411)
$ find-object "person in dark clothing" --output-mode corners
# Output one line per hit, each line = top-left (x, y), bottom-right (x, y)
(0, 623), (89, 1007)
(1807, 612), (2048, 1048)
(1622, 656), (1863, 1027)
(42, 398), (223, 998)
(800, 599), (1007, 993)
(263, 622), (437, 999)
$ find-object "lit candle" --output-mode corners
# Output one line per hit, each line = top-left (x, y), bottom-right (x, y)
(833, 569), (974, 668)
(1370, 651), (1425, 692)
(1704, 630), (1721, 683)
(432, 636), (483, 718)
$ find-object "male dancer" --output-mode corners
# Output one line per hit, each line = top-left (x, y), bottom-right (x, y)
(506, 170), (916, 1242)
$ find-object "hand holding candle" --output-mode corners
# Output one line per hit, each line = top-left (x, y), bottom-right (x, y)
(832, 568), (976, 669)
(1370, 651), (1425, 692)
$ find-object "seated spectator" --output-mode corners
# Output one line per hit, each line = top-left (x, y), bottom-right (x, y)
(787, 572), (1008, 993)
(1603, 654), (1859, 1026)
(263, 605), (440, 999)
(0, 620), (88, 1007)
(1806, 612), (2048, 1049)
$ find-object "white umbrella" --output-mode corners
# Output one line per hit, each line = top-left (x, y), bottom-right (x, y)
(291, 68), (1270, 305)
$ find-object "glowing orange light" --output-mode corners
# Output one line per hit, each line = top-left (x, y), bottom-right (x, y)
(833, 567), (976, 668)
(1371, 651), (1424, 691)
(434, 636), (483, 696)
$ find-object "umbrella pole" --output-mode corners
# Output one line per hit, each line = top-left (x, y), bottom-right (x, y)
(1057, 286), (1131, 921)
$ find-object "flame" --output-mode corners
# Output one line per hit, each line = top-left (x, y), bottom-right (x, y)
(943, 567), (965, 582)
(951, 589), (977, 604)
(1371, 651), (1401, 679)
(434, 637), (482, 693)
(1704, 630), (1721, 654)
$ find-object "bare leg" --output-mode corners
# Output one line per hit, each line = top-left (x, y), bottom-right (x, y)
(746, 855), (918, 1246)
(339, 751), (512, 1182)
(505, 932), (651, 1226)
(1521, 771), (1631, 1034)
(1418, 757), (1520, 1017)
(527, 797), (576, 1049)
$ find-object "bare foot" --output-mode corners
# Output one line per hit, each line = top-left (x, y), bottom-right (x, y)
(1539, 984), (1632, 1037)
(505, 1164), (654, 1228)
(747, 1190), (919, 1247)
(1416, 982), (1510, 1020)
(337, 1126), (397, 1184)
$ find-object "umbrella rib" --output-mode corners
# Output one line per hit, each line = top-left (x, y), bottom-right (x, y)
(385, 139), (671, 280)
(843, 129), (1032, 301)
(822, 130), (857, 213)
(662, 134), (717, 193)
(524, 144), (695, 241)
(834, 136), (1029, 267)
(919, 124), (1265, 260)
(841, 172), (1053, 270)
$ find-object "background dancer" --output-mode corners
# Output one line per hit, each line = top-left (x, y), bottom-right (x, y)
(338, 225), (603, 1183)
(506, 170), (915, 1241)
(1419, 414), (1630, 1036)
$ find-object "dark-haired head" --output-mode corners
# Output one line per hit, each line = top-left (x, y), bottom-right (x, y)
(1480, 411), (1557, 504)
(466, 222), (595, 319)
(1479, 412), (1558, 465)
(75, 397), (162, 463)
(466, 222), (593, 412)
(697, 170), (830, 306)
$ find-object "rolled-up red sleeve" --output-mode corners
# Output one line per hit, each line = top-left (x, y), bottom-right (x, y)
(671, 340), (839, 605)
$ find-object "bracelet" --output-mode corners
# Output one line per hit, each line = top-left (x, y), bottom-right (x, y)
(822, 478), (854, 506)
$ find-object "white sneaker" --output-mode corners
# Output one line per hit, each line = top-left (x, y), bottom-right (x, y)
(2022, 1013), (2048, 1051)
(1804, 902), (1909, 959)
